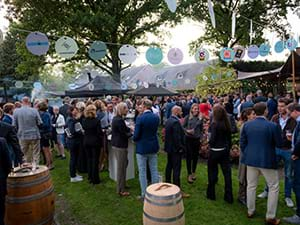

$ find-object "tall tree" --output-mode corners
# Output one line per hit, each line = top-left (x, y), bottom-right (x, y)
(5, 0), (199, 82)
(188, 0), (298, 50)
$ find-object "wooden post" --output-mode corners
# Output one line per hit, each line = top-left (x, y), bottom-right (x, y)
(292, 51), (296, 100)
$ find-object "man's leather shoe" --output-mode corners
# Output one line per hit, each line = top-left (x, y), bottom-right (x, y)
(265, 218), (280, 225)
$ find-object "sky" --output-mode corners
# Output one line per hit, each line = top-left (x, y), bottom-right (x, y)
(0, 3), (299, 66)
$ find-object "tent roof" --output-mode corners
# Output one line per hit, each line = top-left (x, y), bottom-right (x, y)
(237, 67), (282, 80)
(127, 84), (178, 96)
(65, 76), (125, 97)
(280, 51), (300, 78)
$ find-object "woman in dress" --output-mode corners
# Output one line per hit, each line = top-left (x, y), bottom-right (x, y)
(183, 103), (203, 183)
(207, 105), (233, 203)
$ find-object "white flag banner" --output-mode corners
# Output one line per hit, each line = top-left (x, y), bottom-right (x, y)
(164, 0), (177, 13)
(208, 0), (216, 29)
(232, 11), (236, 39)
(250, 19), (253, 44)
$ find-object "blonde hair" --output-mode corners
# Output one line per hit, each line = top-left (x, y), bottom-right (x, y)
(76, 101), (86, 113)
(189, 103), (200, 120)
(116, 102), (128, 117)
(94, 100), (107, 112)
(84, 104), (97, 118)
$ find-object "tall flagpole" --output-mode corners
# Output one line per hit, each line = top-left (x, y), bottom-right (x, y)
(292, 51), (296, 100)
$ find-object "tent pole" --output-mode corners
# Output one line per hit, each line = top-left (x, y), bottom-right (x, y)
(292, 51), (296, 101)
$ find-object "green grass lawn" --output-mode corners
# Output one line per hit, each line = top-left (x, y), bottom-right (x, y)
(50, 152), (295, 225)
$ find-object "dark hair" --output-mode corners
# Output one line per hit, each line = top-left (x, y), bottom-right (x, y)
(38, 102), (48, 112)
(278, 97), (289, 106)
(212, 105), (231, 132)
(201, 98), (207, 103)
(3, 103), (14, 114)
(253, 102), (267, 116)
(68, 106), (78, 117)
(287, 103), (300, 112)
(241, 108), (254, 122)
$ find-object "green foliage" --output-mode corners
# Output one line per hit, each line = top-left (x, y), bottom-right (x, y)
(188, 0), (298, 51)
(195, 64), (242, 97)
(5, 0), (198, 81)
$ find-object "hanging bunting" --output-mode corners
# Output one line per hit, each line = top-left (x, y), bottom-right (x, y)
(259, 43), (270, 57)
(15, 81), (23, 88)
(208, 0), (216, 29)
(146, 47), (163, 65)
(164, 0), (177, 13)
(231, 11), (236, 39)
(286, 38), (298, 51)
(88, 41), (107, 61)
(33, 82), (42, 90)
(274, 40), (285, 53)
(118, 45), (137, 64)
(55, 36), (78, 59)
(25, 32), (50, 56)
(220, 47), (235, 62)
(195, 48), (209, 63)
(247, 45), (259, 59)
(167, 48), (183, 65)
(233, 46), (246, 60)
(249, 19), (253, 45)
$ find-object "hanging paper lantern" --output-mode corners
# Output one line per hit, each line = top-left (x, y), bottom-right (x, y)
(146, 47), (163, 65)
(164, 0), (177, 13)
(286, 38), (298, 51)
(233, 46), (246, 60)
(259, 43), (270, 57)
(143, 82), (149, 88)
(0, 29), (4, 44)
(274, 41), (285, 53)
(15, 81), (23, 88)
(167, 48), (183, 65)
(33, 82), (42, 90)
(172, 79), (178, 87)
(220, 47), (234, 62)
(88, 83), (95, 91)
(121, 83), (128, 90)
(26, 32), (50, 56)
(195, 48), (209, 63)
(118, 45), (137, 64)
(89, 41), (107, 61)
(207, 0), (216, 28)
(55, 36), (78, 59)
(247, 45), (259, 59)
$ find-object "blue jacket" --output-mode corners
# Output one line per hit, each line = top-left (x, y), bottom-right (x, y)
(240, 101), (254, 112)
(2, 114), (13, 125)
(240, 117), (282, 169)
(267, 98), (277, 120)
(133, 111), (160, 154)
(39, 111), (52, 135)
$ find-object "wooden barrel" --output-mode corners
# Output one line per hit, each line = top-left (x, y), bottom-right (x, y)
(143, 183), (185, 225)
(5, 165), (55, 225)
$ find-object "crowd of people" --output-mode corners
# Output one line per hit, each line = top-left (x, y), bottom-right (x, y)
(2, 89), (300, 225)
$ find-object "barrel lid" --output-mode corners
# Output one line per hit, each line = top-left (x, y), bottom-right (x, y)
(8, 165), (48, 178)
(146, 183), (180, 197)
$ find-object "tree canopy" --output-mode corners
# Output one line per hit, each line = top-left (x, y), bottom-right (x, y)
(188, 0), (298, 50)
(4, 0), (199, 81)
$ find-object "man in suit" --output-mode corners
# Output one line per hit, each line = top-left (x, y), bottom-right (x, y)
(240, 102), (282, 225)
(59, 96), (71, 120)
(133, 99), (160, 200)
(13, 96), (42, 164)
(164, 106), (190, 198)
(283, 103), (300, 224)
(0, 138), (12, 225)
(240, 95), (254, 113)
(0, 121), (23, 165)
(267, 93), (278, 120)
(253, 89), (268, 104)
(258, 98), (296, 208)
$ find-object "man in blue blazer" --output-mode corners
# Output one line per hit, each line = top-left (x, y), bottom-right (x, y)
(284, 103), (300, 224)
(133, 99), (160, 200)
(240, 102), (282, 225)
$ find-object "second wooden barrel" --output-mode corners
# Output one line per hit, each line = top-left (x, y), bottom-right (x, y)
(5, 165), (55, 225)
(143, 183), (185, 225)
